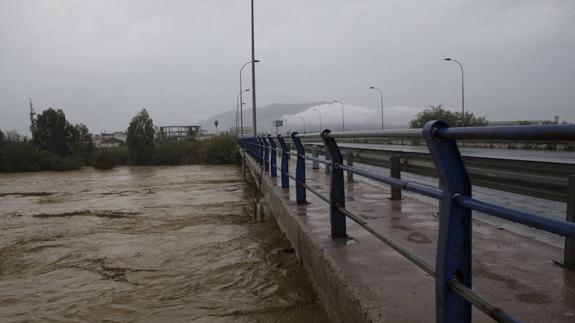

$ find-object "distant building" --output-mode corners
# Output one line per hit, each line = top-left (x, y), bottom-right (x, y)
(94, 131), (127, 148)
(158, 125), (201, 141)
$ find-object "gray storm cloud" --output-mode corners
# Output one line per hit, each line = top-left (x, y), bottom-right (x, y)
(1, 0), (574, 135)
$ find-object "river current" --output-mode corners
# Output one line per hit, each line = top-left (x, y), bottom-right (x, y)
(0, 165), (329, 322)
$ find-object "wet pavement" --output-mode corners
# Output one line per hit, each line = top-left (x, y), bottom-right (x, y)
(0, 165), (329, 322)
(251, 154), (575, 322)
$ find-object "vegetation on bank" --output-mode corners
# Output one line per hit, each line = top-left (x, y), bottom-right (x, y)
(0, 107), (240, 173)
(95, 109), (240, 169)
(94, 135), (240, 169)
(409, 104), (488, 128)
(0, 108), (94, 172)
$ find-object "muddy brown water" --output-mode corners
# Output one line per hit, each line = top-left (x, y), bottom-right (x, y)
(0, 165), (329, 322)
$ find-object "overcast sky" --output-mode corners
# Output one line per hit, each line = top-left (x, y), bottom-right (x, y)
(1, 0), (574, 135)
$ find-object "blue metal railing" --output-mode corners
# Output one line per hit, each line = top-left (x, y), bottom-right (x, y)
(238, 121), (575, 323)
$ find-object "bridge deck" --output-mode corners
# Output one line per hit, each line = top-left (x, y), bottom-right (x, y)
(250, 155), (575, 322)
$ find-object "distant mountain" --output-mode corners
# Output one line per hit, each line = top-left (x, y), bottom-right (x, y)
(198, 102), (328, 134)
(199, 101), (420, 135)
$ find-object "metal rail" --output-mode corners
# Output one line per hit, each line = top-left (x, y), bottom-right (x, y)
(296, 123), (575, 141)
(239, 121), (575, 323)
(299, 142), (573, 202)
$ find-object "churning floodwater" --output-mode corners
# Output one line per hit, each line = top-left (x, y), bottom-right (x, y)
(0, 165), (329, 322)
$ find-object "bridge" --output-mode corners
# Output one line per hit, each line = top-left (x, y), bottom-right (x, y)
(239, 121), (575, 323)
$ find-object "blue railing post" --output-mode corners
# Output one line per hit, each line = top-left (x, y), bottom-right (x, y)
(277, 135), (289, 189)
(291, 132), (307, 204)
(250, 137), (258, 160)
(254, 137), (260, 163)
(263, 136), (270, 173)
(268, 135), (277, 178)
(257, 136), (264, 166)
(423, 120), (472, 323)
(321, 129), (347, 239)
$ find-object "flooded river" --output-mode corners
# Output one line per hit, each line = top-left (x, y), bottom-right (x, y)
(0, 165), (329, 322)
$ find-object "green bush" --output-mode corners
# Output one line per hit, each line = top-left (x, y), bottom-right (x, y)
(0, 140), (82, 172)
(49, 155), (83, 171)
(93, 150), (119, 170)
(197, 135), (240, 164)
(152, 139), (200, 165)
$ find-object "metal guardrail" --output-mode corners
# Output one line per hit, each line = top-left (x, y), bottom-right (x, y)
(295, 143), (573, 202)
(239, 121), (575, 323)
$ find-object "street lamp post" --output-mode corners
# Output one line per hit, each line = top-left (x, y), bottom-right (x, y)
(240, 60), (259, 137)
(298, 116), (306, 134)
(250, 0), (257, 136)
(313, 108), (322, 132)
(333, 100), (344, 132)
(369, 86), (384, 129)
(236, 89), (250, 136)
(444, 58), (465, 126)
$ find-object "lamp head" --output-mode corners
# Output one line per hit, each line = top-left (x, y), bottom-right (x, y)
(370, 86), (375, 89)
(245, 89), (250, 92)
(444, 58), (451, 61)
(254, 60), (260, 63)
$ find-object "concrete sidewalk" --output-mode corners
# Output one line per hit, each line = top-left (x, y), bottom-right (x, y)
(246, 154), (575, 322)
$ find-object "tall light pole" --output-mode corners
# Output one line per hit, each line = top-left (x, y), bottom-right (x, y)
(298, 116), (306, 134)
(240, 60), (259, 137)
(251, 0), (257, 136)
(333, 100), (344, 132)
(369, 86), (384, 129)
(236, 89), (250, 136)
(313, 108), (322, 132)
(444, 58), (464, 126)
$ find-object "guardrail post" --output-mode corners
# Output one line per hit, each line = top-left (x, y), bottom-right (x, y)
(291, 132), (307, 204)
(242, 147), (246, 181)
(321, 129), (347, 239)
(423, 120), (472, 323)
(268, 135), (277, 178)
(390, 155), (402, 200)
(277, 135), (289, 189)
(565, 175), (575, 269)
(250, 138), (258, 160)
(257, 136), (264, 166)
(346, 150), (354, 183)
(263, 136), (270, 173)
(325, 153), (331, 174)
(312, 146), (319, 169)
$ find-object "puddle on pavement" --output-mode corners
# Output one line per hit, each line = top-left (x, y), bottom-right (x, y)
(0, 165), (330, 322)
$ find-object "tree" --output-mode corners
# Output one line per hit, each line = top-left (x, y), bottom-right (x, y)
(409, 104), (487, 128)
(71, 123), (96, 163)
(127, 109), (155, 164)
(32, 108), (76, 157)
